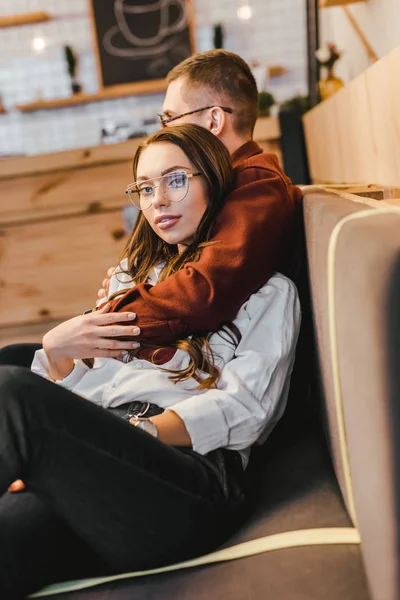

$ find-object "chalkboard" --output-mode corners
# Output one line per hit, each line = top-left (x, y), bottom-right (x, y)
(89, 0), (196, 90)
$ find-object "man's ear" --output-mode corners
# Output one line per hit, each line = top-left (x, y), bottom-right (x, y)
(207, 107), (226, 136)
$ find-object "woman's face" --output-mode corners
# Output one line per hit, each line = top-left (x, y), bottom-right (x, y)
(136, 142), (209, 253)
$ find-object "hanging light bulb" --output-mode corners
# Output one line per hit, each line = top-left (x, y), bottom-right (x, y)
(237, 4), (252, 20)
(32, 36), (46, 53)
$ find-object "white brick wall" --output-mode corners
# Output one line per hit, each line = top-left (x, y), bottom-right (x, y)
(0, 0), (307, 156)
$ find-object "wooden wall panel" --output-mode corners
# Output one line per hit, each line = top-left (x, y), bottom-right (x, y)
(0, 211), (128, 327)
(365, 48), (400, 188)
(303, 45), (400, 187)
(0, 161), (133, 225)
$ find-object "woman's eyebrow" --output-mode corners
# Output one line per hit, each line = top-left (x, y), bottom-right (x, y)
(161, 166), (190, 176)
(136, 166), (189, 181)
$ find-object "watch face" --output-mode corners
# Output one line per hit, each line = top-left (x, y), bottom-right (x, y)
(137, 419), (158, 438)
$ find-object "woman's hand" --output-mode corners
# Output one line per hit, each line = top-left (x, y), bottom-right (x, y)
(43, 303), (140, 361)
(97, 266), (116, 300)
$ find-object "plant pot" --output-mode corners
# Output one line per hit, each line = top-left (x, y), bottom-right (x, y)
(71, 79), (82, 95)
(318, 68), (344, 101)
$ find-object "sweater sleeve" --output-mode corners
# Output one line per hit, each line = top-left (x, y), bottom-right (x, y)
(108, 166), (299, 345)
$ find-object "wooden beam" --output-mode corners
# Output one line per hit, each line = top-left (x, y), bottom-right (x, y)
(343, 6), (378, 63)
(319, 0), (365, 7)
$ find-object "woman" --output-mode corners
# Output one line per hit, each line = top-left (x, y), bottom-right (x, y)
(0, 125), (300, 599)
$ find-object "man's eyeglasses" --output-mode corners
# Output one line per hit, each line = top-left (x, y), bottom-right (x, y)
(125, 170), (203, 211)
(157, 105), (233, 127)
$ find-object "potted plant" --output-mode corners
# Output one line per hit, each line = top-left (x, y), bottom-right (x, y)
(315, 43), (343, 100)
(64, 45), (82, 95)
(258, 91), (275, 118)
(278, 95), (312, 185)
(213, 24), (224, 49)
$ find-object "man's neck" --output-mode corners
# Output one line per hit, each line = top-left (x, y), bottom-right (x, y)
(221, 133), (253, 156)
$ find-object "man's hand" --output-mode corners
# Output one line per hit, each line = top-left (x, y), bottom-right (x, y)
(8, 480), (26, 493)
(42, 303), (140, 361)
(97, 267), (116, 301)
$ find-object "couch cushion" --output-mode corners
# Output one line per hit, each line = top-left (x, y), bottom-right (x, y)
(303, 189), (368, 512)
(38, 417), (370, 600)
(331, 207), (400, 600)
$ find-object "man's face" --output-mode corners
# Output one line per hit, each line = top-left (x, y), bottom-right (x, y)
(161, 77), (210, 129)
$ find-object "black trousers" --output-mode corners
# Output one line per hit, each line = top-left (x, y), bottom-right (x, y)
(0, 356), (244, 599)
(0, 342), (42, 367)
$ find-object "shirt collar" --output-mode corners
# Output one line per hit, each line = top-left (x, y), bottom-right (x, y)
(232, 140), (263, 168)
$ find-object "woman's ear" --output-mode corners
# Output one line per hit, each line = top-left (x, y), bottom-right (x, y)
(207, 107), (226, 136)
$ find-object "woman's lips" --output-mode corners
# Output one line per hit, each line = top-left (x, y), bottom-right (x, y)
(155, 216), (181, 230)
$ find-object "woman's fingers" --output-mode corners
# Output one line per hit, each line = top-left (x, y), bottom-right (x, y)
(96, 303), (111, 313)
(99, 324), (140, 338)
(95, 338), (140, 350)
(90, 310), (137, 325)
(92, 349), (135, 358)
(96, 267), (115, 300)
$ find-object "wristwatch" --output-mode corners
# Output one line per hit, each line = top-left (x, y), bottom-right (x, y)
(131, 417), (158, 438)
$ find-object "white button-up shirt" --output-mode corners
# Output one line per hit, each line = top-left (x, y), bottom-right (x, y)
(32, 262), (301, 467)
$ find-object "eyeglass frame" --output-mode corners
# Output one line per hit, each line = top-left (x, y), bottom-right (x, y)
(157, 105), (233, 127)
(125, 170), (203, 210)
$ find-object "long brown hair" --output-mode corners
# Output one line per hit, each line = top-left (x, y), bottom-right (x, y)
(122, 124), (233, 283)
(115, 124), (240, 389)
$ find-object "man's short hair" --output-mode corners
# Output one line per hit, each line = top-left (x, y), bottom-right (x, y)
(167, 50), (258, 136)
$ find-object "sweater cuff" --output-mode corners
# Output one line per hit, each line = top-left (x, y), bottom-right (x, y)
(169, 392), (229, 455)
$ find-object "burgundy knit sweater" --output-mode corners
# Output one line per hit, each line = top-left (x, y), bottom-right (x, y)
(108, 141), (302, 346)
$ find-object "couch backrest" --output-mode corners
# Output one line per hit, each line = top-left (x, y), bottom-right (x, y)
(303, 188), (400, 600)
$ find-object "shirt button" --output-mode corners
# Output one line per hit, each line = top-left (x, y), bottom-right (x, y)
(111, 382), (117, 388)
(133, 361), (143, 369)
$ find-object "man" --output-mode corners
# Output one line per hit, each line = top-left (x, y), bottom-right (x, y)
(104, 49), (302, 343)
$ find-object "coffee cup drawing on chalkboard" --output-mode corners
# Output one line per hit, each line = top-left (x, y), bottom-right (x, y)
(91, 0), (194, 84)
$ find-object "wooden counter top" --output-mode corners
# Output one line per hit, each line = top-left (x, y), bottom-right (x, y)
(0, 116), (280, 181)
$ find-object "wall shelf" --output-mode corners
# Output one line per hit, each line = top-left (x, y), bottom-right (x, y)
(15, 64), (287, 113)
(15, 80), (168, 112)
(0, 11), (51, 28)
(319, 0), (365, 6)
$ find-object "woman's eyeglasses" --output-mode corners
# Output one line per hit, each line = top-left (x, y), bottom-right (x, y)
(125, 170), (203, 211)
(157, 106), (233, 127)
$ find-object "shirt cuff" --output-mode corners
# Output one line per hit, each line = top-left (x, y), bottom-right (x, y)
(169, 392), (229, 455)
(55, 360), (89, 390)
(31, 349), (88, 390)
